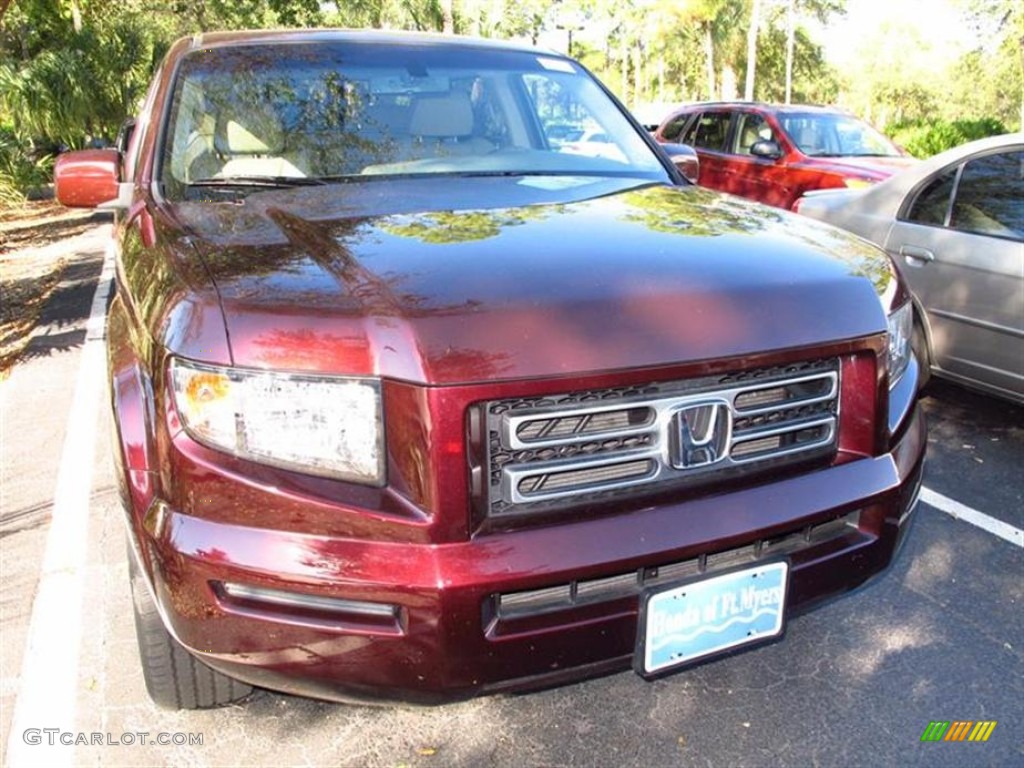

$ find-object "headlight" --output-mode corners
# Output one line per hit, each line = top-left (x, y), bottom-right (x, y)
(886, 301), (913, 388)
(170, 359), (384, 484)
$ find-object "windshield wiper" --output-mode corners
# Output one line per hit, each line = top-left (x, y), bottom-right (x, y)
(189, 176), (327, 188)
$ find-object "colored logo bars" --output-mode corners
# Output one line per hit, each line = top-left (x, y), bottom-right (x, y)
(920, 721), (997, 742)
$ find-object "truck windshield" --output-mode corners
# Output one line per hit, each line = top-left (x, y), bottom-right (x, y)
(159, 41), (669, 199)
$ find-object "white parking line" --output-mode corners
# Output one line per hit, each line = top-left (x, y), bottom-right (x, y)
(921, 486), (1024, 548)
(4, 244), (114, 768)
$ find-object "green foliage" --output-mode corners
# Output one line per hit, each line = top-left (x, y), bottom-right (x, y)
(0, 48), (94, 147)
(0, 4), (163, 147)
(947, 2), (1023, 131)
(838, 1), (1021, 132)
(735, 23), (838, 104)
(0, 32), (154, 147)
(0, 128), (54, 207)
(886, 118), (1008, 158)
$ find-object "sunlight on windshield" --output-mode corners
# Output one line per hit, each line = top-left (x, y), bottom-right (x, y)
(779, 113), (902, 157)
(161, 42), (667, 198)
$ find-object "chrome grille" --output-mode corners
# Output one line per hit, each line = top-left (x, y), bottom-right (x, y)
(513, 407), (654, 445)
(515, 458), (657, 498)
(482, 359), (839, 516)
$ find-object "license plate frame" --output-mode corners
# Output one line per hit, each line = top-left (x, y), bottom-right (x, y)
(635, 560), (789, 678)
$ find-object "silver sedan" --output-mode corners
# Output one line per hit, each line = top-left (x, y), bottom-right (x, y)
(796, 133), (1024, 404)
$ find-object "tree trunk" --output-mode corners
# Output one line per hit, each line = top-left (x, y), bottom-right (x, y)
(703, 23), (715, 101)
(744, 0), (761, 101)
(1018, 32), (1024, 131)
(70, 0), (83, 32)
(634, 44), (643, 106)
(785, 0), (795, 104)
(721, 66), (738, 100)
(193, 0), (208, 32)
(621, 36), (629, 105)
(441, 0), (454, 34)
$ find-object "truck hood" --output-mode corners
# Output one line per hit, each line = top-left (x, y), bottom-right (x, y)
(174, 178), (893, 385)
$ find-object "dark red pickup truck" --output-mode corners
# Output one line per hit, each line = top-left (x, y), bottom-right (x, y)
(56, 30), (924, 709)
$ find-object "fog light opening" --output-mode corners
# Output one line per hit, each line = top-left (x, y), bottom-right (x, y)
(216, 581), (403, 635)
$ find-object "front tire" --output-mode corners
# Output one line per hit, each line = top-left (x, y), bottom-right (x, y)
(128, 543), (253, 710)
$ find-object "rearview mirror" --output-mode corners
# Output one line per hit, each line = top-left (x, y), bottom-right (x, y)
(54, 149), (123, 208)
(660, 143), (700, 184)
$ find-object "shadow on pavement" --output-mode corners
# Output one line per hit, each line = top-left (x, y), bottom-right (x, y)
(17, 254), (104, 365)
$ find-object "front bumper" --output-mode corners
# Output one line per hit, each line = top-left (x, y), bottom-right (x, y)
(134, 401), (925, 705)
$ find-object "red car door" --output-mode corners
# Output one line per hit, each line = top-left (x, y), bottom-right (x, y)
(720, 110), (796, 207)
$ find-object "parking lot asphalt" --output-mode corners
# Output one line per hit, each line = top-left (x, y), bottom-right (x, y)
(1, 233), (1021, 767)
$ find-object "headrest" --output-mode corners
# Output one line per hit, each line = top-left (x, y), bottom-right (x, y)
(215, 105), (285, 155)
(409, 94), (474, 138)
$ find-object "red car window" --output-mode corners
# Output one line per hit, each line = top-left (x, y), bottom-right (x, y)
(660, 114), (689, 143)
(733, 113), (774, 155)
(684, 113), (730, 152)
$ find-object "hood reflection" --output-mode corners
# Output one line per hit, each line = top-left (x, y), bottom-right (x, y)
(172, 180), (893, 383)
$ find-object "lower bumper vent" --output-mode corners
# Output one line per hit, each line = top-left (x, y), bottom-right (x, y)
(495, 510), (861, 619)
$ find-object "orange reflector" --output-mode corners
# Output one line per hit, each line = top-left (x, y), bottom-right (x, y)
(184, 372), (230, 404)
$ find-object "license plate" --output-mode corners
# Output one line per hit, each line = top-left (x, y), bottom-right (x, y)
(637, 561), (789, 676)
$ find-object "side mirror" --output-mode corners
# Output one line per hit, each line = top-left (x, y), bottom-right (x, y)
(116, 117), (137, 155)
(54, 149), (123, 208)
(750, 139), (783, 160)
(661, 143), (700, 184)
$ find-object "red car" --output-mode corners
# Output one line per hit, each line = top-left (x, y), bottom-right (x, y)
(654, 102), (917, 209)
(55, 31), (924, 709)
